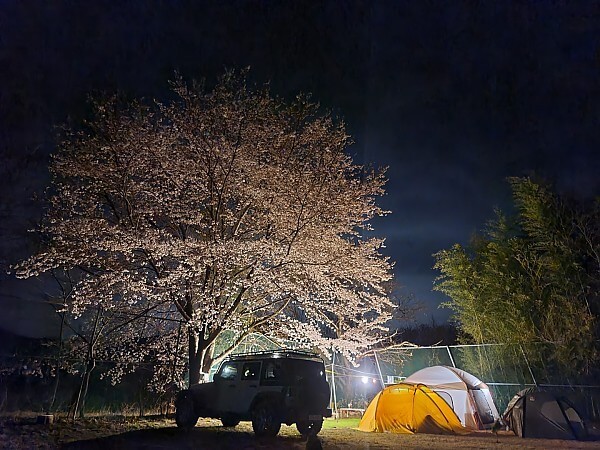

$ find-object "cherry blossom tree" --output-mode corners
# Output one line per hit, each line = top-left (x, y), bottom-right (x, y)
(17, 72), (395, 385)
(39, 269), (186, 417)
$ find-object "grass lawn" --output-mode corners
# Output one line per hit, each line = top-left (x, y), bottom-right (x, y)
(323, 417), (361, 429)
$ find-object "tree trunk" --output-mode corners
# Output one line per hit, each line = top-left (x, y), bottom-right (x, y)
(49, 310), (66, 413)
(78, 358), (95, 418)
(70, 357), (95, 420)
(201, 347), (214, 376)
(72, 307), (101, 420)
(188, 328), (218, 385)
(138, 387), (144, 417)
(188, 331), (203, 386)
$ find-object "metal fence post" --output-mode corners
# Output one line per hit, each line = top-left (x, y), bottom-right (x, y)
(330, 351), (338, 418)
(373, 350), (385, 387)
(446, 346), (457, 368)
(519, 344), (537, 386)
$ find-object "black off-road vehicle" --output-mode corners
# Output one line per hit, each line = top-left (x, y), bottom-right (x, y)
(175, 350), (332, 437)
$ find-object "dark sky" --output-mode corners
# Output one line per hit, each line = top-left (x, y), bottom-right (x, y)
(1, 1), (599, 337)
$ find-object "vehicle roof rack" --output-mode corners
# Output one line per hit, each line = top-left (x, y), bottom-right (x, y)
(225, 349), (322, 360)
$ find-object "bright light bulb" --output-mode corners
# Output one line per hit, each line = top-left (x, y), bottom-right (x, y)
(361, 376), (369, 384)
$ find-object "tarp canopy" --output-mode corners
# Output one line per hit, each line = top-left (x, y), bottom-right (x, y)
(358, 383), (469, 435)
(503, 388), (588, 440)
(404, 365), (500, 429)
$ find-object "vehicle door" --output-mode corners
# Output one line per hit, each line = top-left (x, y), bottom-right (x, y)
(228, 361), (262, 414)
(261, 359), (287, 398)
(214, 361), (240, 413)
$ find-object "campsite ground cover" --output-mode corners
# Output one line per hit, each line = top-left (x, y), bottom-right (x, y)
(1, 415), (599, 449)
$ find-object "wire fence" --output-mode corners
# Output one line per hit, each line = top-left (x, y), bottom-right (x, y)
(334, 343), (600, 421)
(2, 334), (599, 421)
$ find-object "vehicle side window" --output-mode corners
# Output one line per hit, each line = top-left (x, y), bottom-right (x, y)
(264, 361), (283, 380)
(289, 360), (325, 385)
(219, 362), (238, 380)
(241, 362), (261, 380)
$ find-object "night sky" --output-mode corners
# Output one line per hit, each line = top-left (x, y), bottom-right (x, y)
(1, 1), (599, 337)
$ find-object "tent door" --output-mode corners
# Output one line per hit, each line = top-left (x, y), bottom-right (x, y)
(472, 390), (495, 425)
(435, 391), (454, 410)
(559, 401), (588, 440)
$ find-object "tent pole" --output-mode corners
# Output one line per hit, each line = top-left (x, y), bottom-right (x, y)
(446, 346), (457, 368)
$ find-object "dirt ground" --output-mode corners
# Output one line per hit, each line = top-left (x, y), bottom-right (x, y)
(1, 415), (599, 450)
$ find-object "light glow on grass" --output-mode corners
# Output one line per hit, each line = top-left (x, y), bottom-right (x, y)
(323, 417), (361, 429)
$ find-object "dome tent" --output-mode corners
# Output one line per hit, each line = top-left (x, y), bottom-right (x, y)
(358, 383), (469, 435)
(503, 387), (588, 440)
(404, 365), (500, 430)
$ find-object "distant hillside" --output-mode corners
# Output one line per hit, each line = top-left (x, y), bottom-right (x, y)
(0, 328), (53, 357)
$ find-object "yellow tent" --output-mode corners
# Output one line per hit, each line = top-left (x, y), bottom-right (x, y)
(358, 383), (470, 435)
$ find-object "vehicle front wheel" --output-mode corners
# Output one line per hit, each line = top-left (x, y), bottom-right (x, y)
(221, 414), (240, 427)
(175, 391), (198, 431)
(296, 419), (323, 437)
(251, 400), (281, 437)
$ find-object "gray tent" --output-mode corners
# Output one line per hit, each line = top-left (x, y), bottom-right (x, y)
(503, 388), (588, 440)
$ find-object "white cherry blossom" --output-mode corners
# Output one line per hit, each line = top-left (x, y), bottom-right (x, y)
(17, 72), (395, 385)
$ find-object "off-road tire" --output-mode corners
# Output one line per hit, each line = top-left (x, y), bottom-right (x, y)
(296, 419), (323, 437)
(175, 391), (198, 431)
(221, 414), (240, 427)
(251, 400), (281, 437)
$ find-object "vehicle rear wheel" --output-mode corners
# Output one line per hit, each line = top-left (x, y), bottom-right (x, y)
(251, 400), (281, 437)
(175, 391), (198, 431)
(221, 414), (240, 427)
(296, 419), (323, 437)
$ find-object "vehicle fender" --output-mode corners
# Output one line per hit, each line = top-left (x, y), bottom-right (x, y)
(184, 382), (217, 415)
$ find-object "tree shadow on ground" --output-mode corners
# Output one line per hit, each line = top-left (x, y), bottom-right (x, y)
(61, 425), (307, 450)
